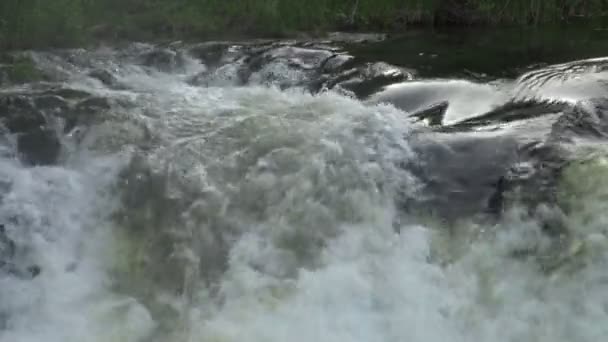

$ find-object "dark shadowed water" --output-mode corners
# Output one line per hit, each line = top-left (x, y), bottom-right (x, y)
(349, 27), (608, 80)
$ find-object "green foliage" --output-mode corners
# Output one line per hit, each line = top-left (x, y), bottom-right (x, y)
(1, 0), (608, 50)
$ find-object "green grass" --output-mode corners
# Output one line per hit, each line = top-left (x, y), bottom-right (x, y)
(1, 0), (608, 50)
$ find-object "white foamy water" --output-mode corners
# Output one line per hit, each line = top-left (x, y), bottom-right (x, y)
(369, 79), (509, 124)
(1, 47), (608, 342)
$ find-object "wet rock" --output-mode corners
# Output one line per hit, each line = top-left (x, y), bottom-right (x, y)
(410, 101), (449, 126)
(76, 97), (112, 113)
(188, 42), (234, 66)
(26, 265), (41, 278)
(501, 143), (568, 212)
(0, 225), (16, 269)
(242, 45), (337, 88)
(326, 32), (387, 44)
(369, 79), (501, 124)
(0, 95), (46, 133)
(34, 95), (69, 114)
(454, 100), (569, 128)
(88, 69), (119, 87)
(408, 95), (608, 225)
(141, 48), (185, 72)
(551, 98), (608, 142)
(188, 61), (248, 87)
(254, 46), (335, 71)
(407, 133), (519, 220)
(184, 41), (409, 96)
(0, 224), (40, 279)
(46, 88), (91, 100)
(321, 54), (355, 73)
(17, 127), (61, 165)
(330, 62), (414, 98)
(58, 96), (112, 132)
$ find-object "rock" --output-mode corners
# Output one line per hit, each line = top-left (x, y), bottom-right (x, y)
(326, 32), (387, 44)
(331, 62), (414, 98)
(0, 95), (46, 133)
(188, 42), (234, 66)
(34, 95), (69, 114)
(257, 46), (335, 70)
(321, 54), (355, 73)
(454, 100), (569, 129)
(0, 225), (16, 269)
(58, 96), (111, 132)
(88, 69), (119, 87)
(369, 79), (503, 124)
(183, 41), (409, 96)
(0, 224), (40, 279)
(76, 97), (112, 112)
(406, 95), (608, 225)
(551, 98), (608, 142)
(141, 48), (185, 72)
(243, 46), (337, 88)
(188, 61), (248, 87)
(47, 88), (91, 100)
(17, 127), (61, 165)
(409, 101), (449, 126)
(406, 132), (519, 220)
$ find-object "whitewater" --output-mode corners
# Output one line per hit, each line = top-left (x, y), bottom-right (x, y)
(0, 42), (607, 342)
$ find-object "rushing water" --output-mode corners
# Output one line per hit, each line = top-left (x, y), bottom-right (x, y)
(1, 37), (608, 342)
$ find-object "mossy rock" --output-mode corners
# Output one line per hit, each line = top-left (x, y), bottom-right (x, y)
(1, 55), (43, 84)
(557, 154), (608, 229)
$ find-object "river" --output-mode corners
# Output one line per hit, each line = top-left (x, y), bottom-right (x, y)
(1, 30), (608, 342)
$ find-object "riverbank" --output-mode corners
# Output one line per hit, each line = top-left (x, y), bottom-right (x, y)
(1, 0), (608, 50)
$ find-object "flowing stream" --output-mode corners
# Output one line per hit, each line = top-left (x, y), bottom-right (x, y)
(1, 37), (608, 342)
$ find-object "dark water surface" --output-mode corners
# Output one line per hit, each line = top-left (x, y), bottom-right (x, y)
(348, 27), (608, 79)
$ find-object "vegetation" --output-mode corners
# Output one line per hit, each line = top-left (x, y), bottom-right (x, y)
(1, 0), (608, 50)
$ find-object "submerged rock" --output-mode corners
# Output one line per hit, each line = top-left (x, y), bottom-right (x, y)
(330, 62), (414, 97)
(17, 127), (61, 165)
(406, 94), (608, 225)
(88, 69), (120, 87)
(551, 98), (608, 142)
(0, 224), (16, 269)
(369, 79), (505, 124)
(407, 133), (520, 220)
(0, 95), (45, 133)
(33, 95), (69, 114)
(0, 224), (41, 279)
(140, 48), (187, 72)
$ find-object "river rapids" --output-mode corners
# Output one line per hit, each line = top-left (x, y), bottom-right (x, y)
(1, 39), (608, 342)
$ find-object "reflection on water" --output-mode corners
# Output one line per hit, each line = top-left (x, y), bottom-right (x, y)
(348, 27), (608, 79)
